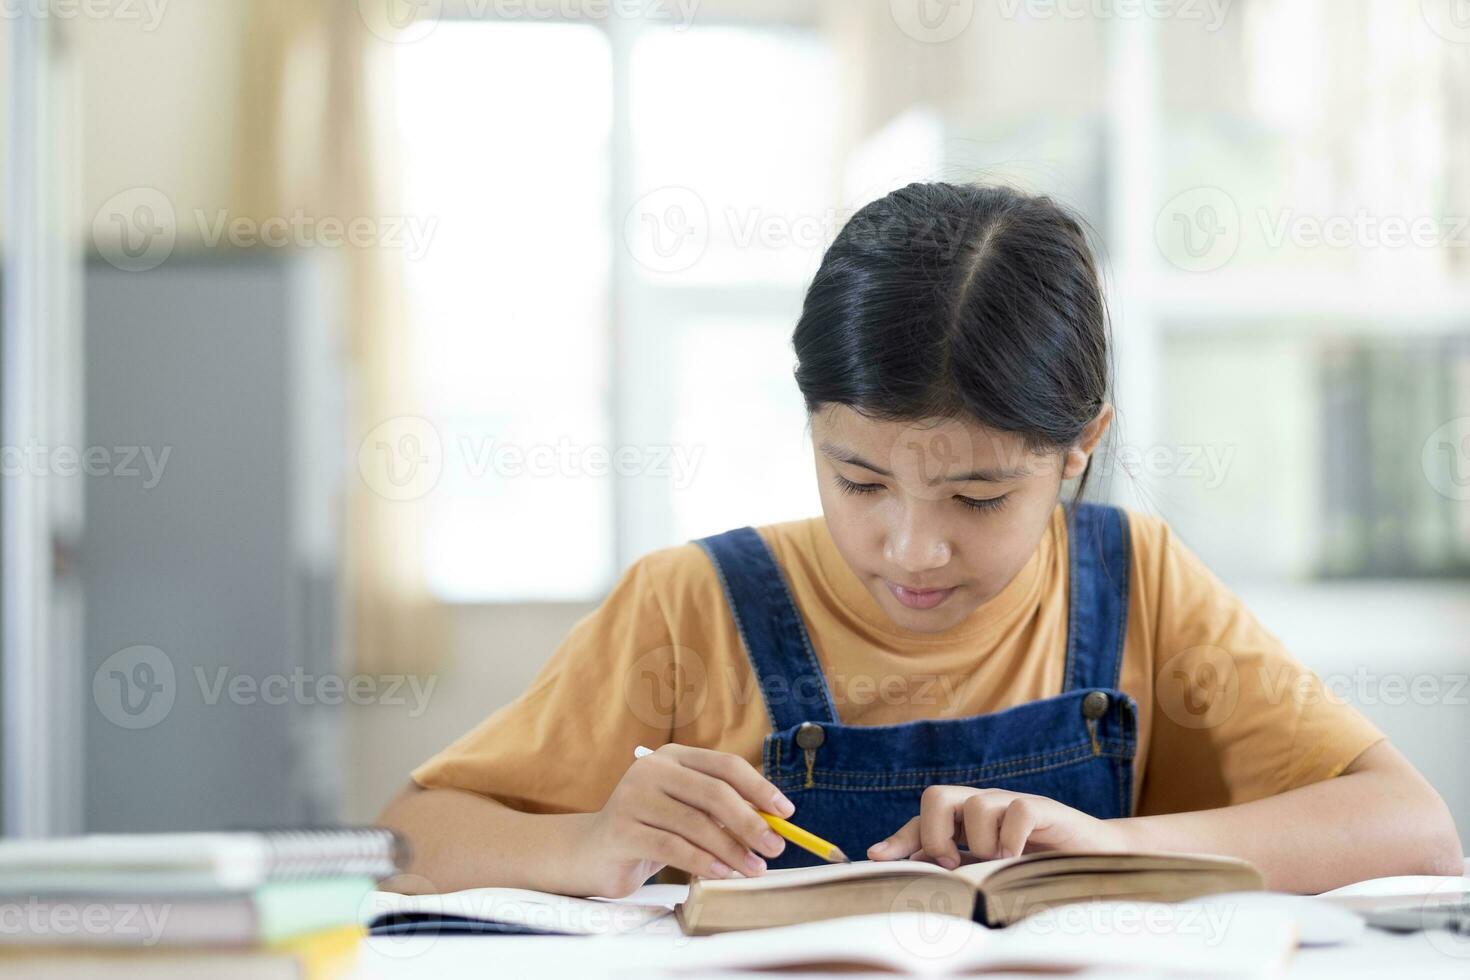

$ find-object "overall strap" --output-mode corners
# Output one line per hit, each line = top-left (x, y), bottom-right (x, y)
(1061, 502), (1132, 693)
(694, 527), (838, 731)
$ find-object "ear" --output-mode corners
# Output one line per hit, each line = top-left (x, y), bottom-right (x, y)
(1061, 403), (1114, 480)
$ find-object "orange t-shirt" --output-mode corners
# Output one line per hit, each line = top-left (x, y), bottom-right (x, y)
(412, 504), (1384, 817)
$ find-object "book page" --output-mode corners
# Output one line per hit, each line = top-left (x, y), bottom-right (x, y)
(658, 903), (1293, 976)
(691, 859), (959, 893)
(953, 850), (1256, 888)
(361, 887), (673, 935)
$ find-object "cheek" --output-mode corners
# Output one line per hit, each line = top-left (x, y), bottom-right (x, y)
(971, 494), (1058, 580)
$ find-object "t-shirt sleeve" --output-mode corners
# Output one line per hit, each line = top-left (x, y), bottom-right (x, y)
(410, 552), (688, 814)
(1135, 516), (1385, 815)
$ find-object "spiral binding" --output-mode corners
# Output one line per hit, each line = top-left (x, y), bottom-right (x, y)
(249, 826), (407, 881)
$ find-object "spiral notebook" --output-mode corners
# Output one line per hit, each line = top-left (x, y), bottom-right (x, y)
(0, 827), (406, 894)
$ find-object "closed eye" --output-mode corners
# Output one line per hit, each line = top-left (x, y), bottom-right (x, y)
(831, 474), (881, 495)
(957, 493), (1010, 513)
(832, 474), (1011, 514)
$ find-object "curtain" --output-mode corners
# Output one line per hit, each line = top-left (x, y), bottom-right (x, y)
(234, 0), (445, 674)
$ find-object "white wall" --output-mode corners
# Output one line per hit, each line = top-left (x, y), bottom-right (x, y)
(344, 602), (595, 822)
(0, 3), (248, 250)
(77, 3), (247, 231)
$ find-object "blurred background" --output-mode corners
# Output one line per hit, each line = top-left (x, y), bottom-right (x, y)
(0, 0), (1466, 843)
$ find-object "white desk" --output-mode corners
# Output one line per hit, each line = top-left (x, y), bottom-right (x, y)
(348, 875), (1470, 979)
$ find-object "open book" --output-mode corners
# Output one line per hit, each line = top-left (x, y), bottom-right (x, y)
(362, 887), (676, 936)
(664, 906), (1295, 977)
(676, 851), (1263, 934)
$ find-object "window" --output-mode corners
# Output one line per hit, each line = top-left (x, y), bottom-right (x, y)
(396, 22), (614, 601)
(396, 20), (837, 600)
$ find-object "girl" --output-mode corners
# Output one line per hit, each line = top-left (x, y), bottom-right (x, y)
(381, 183), (1461, 898)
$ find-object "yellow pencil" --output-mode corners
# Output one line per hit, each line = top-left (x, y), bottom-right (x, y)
(755, 810), (849, 864)
(633, 745), (850, 864)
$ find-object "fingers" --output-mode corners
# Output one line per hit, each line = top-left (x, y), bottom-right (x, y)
(641, 791), (770, 876)
(918, 785), (965, 870)
(636, 825), (736, 881)
(660, 765), (785, 860)
(871, 789), (1042, 865)
(867, 816), (921, 860)
(960, 793), (1008, 860)
(959, 792), (1043, 859)
(666, 744), (795, 817)
(996, 798), (1040, 859)
(625, 746), (791, 877)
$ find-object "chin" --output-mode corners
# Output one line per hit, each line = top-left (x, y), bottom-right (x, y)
(873, 587), (972, 633)
(890, 611), (963, 633)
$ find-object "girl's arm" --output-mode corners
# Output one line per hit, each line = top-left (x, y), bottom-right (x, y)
(377, 781), (602, 896)
(869, 740), (1464, 892)
(379, 743), (793, 898)
(1118, 739), (1463, 890)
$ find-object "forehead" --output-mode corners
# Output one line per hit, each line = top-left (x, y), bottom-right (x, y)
(813, 404), (1025, 455)
(812, 404), (1038, 479)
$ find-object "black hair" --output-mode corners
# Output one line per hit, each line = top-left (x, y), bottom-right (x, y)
(792, 181), (1112, 504)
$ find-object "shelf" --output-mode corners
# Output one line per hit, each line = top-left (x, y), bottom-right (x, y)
(1231, 578), (1470, 669)
(1151, 272), (1470, 334)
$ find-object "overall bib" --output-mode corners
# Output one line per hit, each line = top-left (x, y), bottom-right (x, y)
(693, 502), (1138, 869)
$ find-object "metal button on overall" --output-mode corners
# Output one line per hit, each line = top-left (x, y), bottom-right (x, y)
(1082, 690), (1110, 719)
(795, 723), (826, 749)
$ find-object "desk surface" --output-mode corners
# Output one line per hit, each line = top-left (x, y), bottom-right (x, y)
(349, 875), (1470, 979)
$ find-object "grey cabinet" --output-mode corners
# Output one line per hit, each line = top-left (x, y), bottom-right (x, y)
(82, 253), (345, 831)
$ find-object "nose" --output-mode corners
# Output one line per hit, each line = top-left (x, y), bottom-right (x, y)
(883, 507), (952, 574)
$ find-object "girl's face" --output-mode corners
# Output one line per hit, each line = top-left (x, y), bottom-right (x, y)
(811, 403), (1112, 634)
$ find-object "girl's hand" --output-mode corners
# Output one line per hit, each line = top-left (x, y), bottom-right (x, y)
(867, 786), (1133, 869)
(574, 744), (792, 897)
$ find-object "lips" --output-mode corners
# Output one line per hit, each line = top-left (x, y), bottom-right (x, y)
(885, 580), (958, 610)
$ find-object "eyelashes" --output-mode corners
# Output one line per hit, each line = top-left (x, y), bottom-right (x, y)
(829, 473), (1010, 514)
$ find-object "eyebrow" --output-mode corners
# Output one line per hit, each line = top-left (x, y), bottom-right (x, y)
(818, 441), (1031, 483)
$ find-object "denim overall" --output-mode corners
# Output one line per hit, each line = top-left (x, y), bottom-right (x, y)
(693, 502), (1137, 870)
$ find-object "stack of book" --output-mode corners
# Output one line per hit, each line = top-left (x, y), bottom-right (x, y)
(0, 827), (404, 978)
